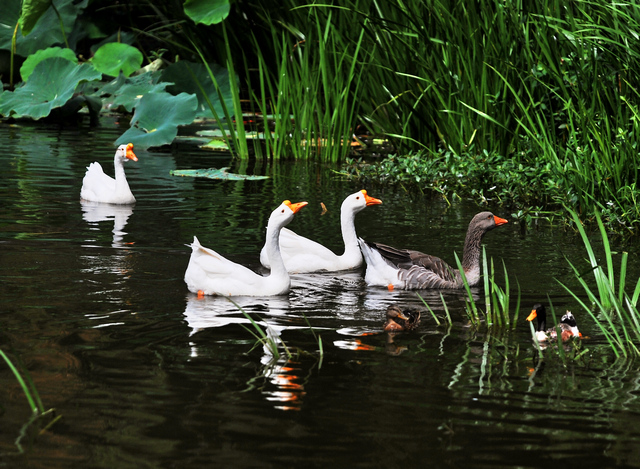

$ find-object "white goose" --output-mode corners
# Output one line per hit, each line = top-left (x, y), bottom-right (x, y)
(259, 190), (382, 273)
(80, 143), (138, 204)
(184, 200), (308, 296)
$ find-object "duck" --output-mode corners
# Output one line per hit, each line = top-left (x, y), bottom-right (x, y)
(184, 200), (308, 296)
(383, 305), (421, 331)
(80, 143), (138, 204)
(259, 190), (382, 273)
(526, 303), (581, 342)
(358, 211), (508, 289)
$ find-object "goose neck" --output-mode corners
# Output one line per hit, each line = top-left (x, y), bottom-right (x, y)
(265, 222), (288, 277)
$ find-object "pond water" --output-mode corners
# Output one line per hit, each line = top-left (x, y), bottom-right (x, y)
(2, 120), (640, 468)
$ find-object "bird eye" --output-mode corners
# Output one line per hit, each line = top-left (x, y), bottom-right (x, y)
(281, 209), (285, 213)
(356, 196), (360, 200)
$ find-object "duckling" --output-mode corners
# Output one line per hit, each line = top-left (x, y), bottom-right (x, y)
(383, 305), (421, 332)
(526, 304), (581, 342)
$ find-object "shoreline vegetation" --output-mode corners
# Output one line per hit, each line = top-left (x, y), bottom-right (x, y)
(2, 0), (640, 233)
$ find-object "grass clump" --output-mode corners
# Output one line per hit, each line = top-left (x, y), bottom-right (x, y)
(559, 208), (640, 358)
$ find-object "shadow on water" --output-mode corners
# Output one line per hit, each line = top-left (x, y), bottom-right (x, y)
(2, 120), (640, 467)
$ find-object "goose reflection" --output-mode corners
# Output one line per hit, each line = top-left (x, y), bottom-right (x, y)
(184, 294), (308, 411)
(81, 200), (134, 248)
(182, 294), (292, 337)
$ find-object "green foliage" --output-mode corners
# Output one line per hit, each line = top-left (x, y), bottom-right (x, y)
(183, 0), (230, 25)
(91, 42), (143, 78)
(161, 61), (235, 119)
(98, 72), (169, 112)
(559, 208), (640, 358)
(18, 0), (51, 36)
(0, 57), (101, 119)
(115, 92), (198, 148)
(170, 167), (269, 180)
(19, 46), (76, 82)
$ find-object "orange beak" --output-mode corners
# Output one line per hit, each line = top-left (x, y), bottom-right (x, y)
(283, 200), (308, 213)
(361, 190), (382, 206)
(494, 215), (508, 226)
(125, 143), (138, 162)
(526, 310), (537, 322)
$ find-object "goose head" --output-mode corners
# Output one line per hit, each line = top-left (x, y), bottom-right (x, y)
(116, 143), (138, 163)
(343, 189), (382, 215)
(268, 200), (308, 230)
(526, 303), (547, 332)
(469, 211), (508, 234)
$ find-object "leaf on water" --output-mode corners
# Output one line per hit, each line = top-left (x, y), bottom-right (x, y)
(170, 168), (269, 180)
(115, 92), (198, 149)
(0, 57), (101, 119)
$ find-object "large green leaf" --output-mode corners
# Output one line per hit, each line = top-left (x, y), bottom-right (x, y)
(0, 57), (101, 119)
(161, 61), (234, 119)
(183, 0), (230, 25)
(115, 92), (198, 149)
(20, 47), (77, 82)
(19, 0), (51, 36)
(0, 0), (88, 56)
(91, 42), (143, 77)
(99, 72), (169, 112)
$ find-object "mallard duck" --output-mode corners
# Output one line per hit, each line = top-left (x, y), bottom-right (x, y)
(359, 212), (508, 289)
(260, 190), (382, 273)
(184, 200), (308, 296)
(383, 305), (421, 331)
(527, 303), (581, 342)
(80, 143), (138, 204)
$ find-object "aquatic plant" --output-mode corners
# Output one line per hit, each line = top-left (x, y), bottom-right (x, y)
(454, 250), (521, 330)
(559, 209), (640, 358)
(0, 348), (60, 453)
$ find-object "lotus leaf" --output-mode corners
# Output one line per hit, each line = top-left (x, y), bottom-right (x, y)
(115, 92), (198, 149)
(19, 0), (51, 36)
(0, 0), (87, 56)
(100, 72), (169, 112)
(0, 57), (102, 119)
(170, 168), (268, 180)
(20, 47), (77, 82)
(161, 61), (234, 119)
(91, 43), (143, 78)
(184, 0), (230, 25)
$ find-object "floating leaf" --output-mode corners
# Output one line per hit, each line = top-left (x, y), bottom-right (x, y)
(161, 61), (234, 119)
(115, 92), (198, 149)
(0, 57), (101, 119)
(184, 0), (230, 25)
(170, 168), (268, 180)
(20, 47), (77, 82)
(91, 42), (143, 78)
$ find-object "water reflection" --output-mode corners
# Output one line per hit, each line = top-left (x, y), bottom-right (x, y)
(184, 293), (312, 410)
(182, 294), (292, 336)
(81, 201), (134, 247)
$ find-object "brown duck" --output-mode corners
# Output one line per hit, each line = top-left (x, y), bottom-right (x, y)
(383, 305), (421, 331)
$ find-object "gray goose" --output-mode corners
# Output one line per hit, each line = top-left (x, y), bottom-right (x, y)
(358, 211), (508, 289)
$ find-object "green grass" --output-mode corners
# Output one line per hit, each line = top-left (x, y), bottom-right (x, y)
(559, 208), (640, 358)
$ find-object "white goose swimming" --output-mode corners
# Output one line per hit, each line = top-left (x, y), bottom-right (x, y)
(80, 143), (138, 204)
(184, 200), (308, 297)
(259, 190), (382, 273)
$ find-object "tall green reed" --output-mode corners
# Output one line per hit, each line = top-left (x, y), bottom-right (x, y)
(559, 208), (640, 358)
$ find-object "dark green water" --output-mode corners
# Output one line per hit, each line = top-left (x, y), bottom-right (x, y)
(2, 120), (640, 468)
